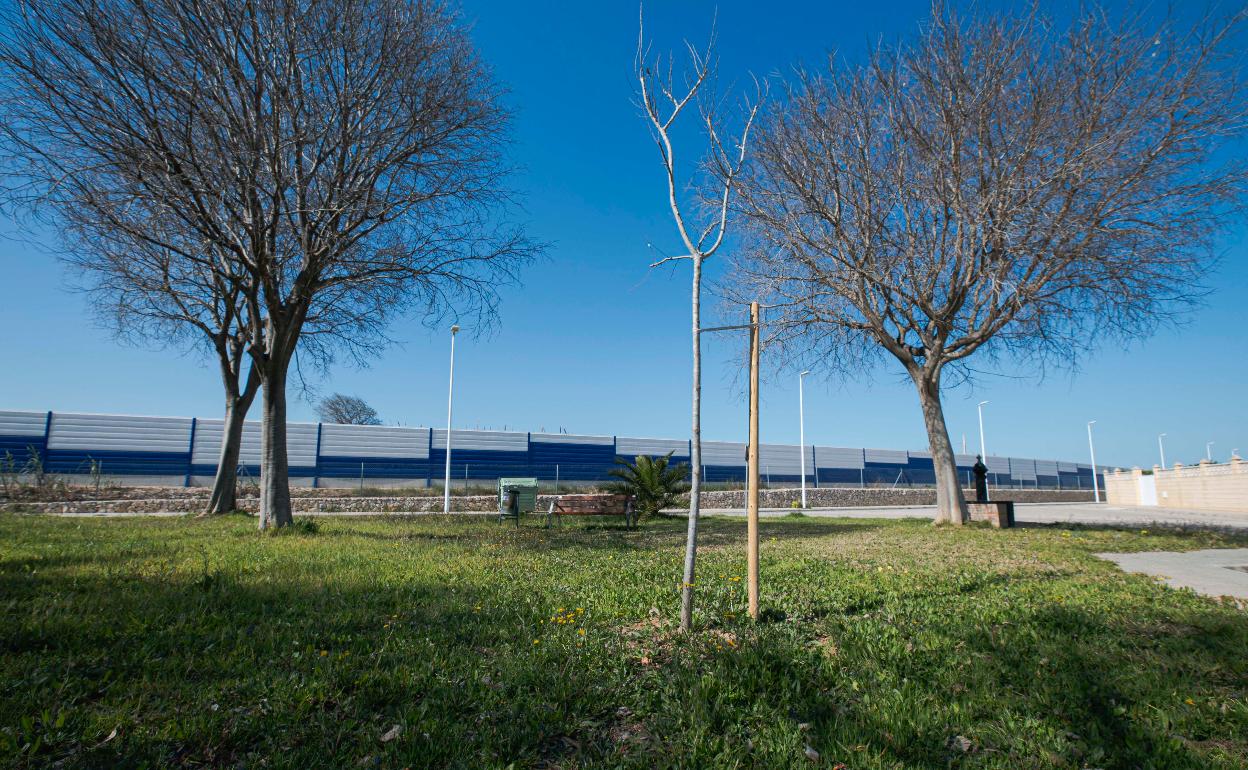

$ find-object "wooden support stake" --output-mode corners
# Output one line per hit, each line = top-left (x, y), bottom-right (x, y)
(747, 301), (761, 620)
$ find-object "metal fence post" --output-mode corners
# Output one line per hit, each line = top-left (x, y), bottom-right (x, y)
(312, 422), (323, 489)
(184, 417), (197, 487)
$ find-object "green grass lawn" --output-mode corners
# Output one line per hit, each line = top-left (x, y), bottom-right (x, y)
(1, 514), (1246, 769)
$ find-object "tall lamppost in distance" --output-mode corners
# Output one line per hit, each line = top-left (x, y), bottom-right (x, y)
(1206, 441), (1215, 462)
(442, 324), (460, 515)
(977, 401), (990, 502)
(798, 370), (810, 509)
(976, 401), (989, 459)
(1158, 433), (1167, 468)
(1087, 420), (1100, 503)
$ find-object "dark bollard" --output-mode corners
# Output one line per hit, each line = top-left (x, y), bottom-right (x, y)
(973, 455), (989, 503)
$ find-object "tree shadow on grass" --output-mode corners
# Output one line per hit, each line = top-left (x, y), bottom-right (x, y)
(664, 579), (1248, 768)
(0, 565), (673, 768)
(4, 517), (1244, 769)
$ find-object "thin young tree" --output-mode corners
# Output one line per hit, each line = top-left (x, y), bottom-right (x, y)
(0, 0), (531, 529)
(636, 9), (759, 630)
(732, 5), (1247, 524)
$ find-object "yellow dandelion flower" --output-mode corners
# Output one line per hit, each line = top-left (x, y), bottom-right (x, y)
(578, 628), (586, 636)
(533, 639), (540, 645)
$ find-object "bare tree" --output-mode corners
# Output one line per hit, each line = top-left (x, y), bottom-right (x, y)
(637, 9), (759, 631)
(68, 232), (261, 515)
(0, 6), (261, 514)
(317, 394), (382, 426)
(732, 5), (1247, 524)
(0, 0), (531, 529)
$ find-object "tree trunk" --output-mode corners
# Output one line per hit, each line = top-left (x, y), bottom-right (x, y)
(204, 369), (260, 515)
(679, 258), (703, 632)
(205, 396), (247, 514)
(258, 363), (293, 530)
(913, 370), (968, 525)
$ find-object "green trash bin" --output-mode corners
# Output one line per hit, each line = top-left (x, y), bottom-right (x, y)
(497, 477), (539, 525)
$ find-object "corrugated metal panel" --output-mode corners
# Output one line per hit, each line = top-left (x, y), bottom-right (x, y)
(48, 412), (191, 452)
(431, 429), (526, 452)
(865, 448), (907, 464)
(815, 446), (864, 469)
(1034, 459), (1059, 476)
(320, 424), (429, 458)
(1, 408), (1106, 488)
(759, 444), (803, 475)
(702, 441), (746, 465)
(530, 432), (612, 446)
(955, 453), (978, 467)
(286, 423), (318, 468)
(0, 410), (47, 436)
(1010, 457), (1037, 480)
(616, 436), (688, 457)
(529, 437), (616, 481)
(191, 419), (262, 465)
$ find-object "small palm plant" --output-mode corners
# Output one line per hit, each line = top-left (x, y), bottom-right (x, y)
(607, 452), (690, 523)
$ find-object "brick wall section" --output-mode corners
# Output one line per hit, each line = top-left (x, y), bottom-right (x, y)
(1106, 459), (1247, 513)
(1103, 471), (1139, 505)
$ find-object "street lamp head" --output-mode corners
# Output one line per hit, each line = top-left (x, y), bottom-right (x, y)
(978, 400), (989, 407)
(1088, 420), (1096, 426)
(450, 324), (460, 334)
(799, 370), (811, 377)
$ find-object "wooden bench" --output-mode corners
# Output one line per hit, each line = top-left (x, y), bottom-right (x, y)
(546, 494), (636, 529)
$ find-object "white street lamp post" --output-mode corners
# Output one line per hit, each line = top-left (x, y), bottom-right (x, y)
(977, 401), (989, 459)
(1087, 420), (1099, 503)
(443, 324), (460, 515)
(1206, 441), (1215, 462)
(977, 400), (990, 502)
(799, 370), (810, 509)
(1158, 433), (1166, 468)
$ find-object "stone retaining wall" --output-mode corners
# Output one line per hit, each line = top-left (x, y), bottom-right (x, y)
(4, 486), (1092, 514)
(696, 487), (1092, 509)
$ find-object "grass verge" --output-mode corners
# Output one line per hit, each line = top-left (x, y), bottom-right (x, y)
(1, 514), (1245, 768)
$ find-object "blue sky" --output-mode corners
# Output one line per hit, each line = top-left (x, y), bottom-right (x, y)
(0, 0), (1244, 469)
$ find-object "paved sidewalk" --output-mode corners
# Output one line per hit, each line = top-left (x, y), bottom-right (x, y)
(1096, 548), (1248, 600)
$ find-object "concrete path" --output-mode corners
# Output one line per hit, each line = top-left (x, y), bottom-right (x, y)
(1096, 548), (1248, 600)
